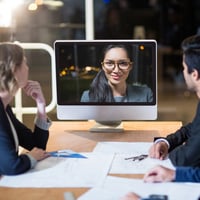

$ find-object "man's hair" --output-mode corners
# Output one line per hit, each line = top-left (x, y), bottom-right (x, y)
(181, 35), (200, 74)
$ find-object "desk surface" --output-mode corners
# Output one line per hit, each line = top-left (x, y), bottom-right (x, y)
(1, 121), (182, 200)
(47, 121), (182, 152)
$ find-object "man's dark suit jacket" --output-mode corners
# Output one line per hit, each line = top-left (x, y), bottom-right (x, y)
(0, 99), (49, 175)
(156, 101), (200, 167)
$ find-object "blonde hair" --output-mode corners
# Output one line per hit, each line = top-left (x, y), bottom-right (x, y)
(0, 42), (24, 94)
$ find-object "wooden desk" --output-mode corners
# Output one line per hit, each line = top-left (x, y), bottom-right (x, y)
(46, 121), (182, 152)
(0, 121), (182, 200)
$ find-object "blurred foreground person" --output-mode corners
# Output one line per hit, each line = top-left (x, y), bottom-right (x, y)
(121, 164), (200, 200)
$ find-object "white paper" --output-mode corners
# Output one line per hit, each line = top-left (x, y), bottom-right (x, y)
(78, 176), (200, 200)
(0, 152), (114, 188)
(93, 142), (175, 174)
(93, 142), (152, 154)
(110, 153), (175, 174)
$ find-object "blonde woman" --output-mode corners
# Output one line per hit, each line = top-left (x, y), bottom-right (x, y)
(0, 42), (51, 175)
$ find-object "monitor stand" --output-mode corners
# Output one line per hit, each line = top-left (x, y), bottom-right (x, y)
(89, 121), (124, 133)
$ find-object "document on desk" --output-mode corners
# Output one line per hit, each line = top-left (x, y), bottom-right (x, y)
(93, 142), (175, 174)
(0, 152), (114, 188)
(94, 141), (152, 153)
(78, 176), (200, 200)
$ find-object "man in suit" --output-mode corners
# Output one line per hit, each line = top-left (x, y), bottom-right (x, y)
(148, 35), (200, 167)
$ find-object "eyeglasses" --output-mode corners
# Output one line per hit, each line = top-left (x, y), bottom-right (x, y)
(101, 60), (132, 70)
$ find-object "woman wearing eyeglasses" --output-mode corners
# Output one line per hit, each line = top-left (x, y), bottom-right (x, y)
(81, 44), (153, 102)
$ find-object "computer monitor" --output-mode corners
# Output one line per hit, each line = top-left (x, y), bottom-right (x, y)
(54, 40), (157, 131)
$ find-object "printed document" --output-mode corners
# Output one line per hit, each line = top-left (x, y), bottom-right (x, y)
(94, 142), (175, 173)
(0, 152), (113, 188)
(78, 176), (200, 200)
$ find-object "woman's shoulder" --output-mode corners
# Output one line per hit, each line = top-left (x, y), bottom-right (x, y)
(127, 83), (152, 93)
(80, 90), (90, 102)
(127, 83), (153, 102)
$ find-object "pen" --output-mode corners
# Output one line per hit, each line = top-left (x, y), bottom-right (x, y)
(125, 154), (148, 161)
(125, 156), (136, 160)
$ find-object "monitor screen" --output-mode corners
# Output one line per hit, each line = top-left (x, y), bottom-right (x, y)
(54, 40), (157, 122)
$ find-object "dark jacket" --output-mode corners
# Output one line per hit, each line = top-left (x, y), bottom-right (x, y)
(81, 84), (153, 102)
(163, 101), (200, 167)
(0, 99), (49, 175)
(176, 167), (200, 182)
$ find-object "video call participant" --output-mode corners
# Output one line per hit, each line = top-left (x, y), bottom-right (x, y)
(81, 44), (153, 102)
(0, 42), (51, 175)
(148, 34), (200, 167)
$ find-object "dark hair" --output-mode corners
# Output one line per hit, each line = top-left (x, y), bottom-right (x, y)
(181, 35), (200, 74)
(101, 44), (131, 61)
(89, 44), (131, 102)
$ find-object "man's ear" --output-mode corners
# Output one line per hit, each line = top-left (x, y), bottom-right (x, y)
(192, 69), (200, 80)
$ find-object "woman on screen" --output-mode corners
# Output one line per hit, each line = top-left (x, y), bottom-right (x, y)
(80, 44), (153, 102)
(0, 42), (51, 175)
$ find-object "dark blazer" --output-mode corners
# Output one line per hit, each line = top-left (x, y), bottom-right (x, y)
(80, 84), (153, 102)
(157, 101), (200, 167)
(0, 99), (49, 175)
(176, 166), (200, 182)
